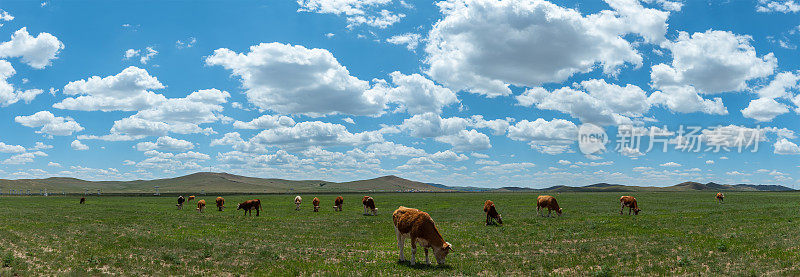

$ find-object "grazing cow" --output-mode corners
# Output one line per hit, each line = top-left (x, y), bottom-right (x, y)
(196, 199), (206, 213)
(238, 199), (262, 216)
(483, 200), (503, 225)
(393, 206), (452, 265)
(216, 197), (225, 211)
(619, 196), (641, 215)
(333, 196), (344, 211)
(716, 192), (724, 204)
(79, 197), (85, 204)
(176, 196), (185, 209)
(312, 197), (320, 212)
(294, 196), (302, 211)
(362, 196), (377, 215)
(537, 195), (562, 217)
(188, 195), (196, 202)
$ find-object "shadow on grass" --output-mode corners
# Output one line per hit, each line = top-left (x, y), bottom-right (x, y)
(395, 260), (453, 270)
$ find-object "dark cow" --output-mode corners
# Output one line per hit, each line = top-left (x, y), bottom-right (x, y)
(716, 192), (724, 204)
(312, 197), (320, 212)
(237, 199), (262, 216)
(79, 197), (85, 204)
(483, 200), (502, 225)
(176, 196), (185, 209)
(362, 196), (377, 215)
(333, 196), (344, 211)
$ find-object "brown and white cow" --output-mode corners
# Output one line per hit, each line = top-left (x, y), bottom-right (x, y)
(188, 195), (196, 202)
(216, 197), (225, 211)
(196, 199), (206, 213)
(483, 200), (502, 225)
(176, 195), (185, 209)
(716, 192), (724, 204)
(238, 199), (262, 216)
(537, 195), (562, 217)
(363, 196), (377, 215)
(393, 206), (452, 265)
(79, 197), (86, 204)
(333, 196), (344, 211)
(620, 196), (641, 215)
(294, 196), (302, 211)
(312, 197), (320, 212)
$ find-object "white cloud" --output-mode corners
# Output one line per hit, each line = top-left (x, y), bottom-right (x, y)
(206, 43), (387, 117)
(425, 0), (669, 97)
(557, 159), (571, 165)
(2, 151), (46, 165)
(71, 140), (89, 151)
(0, 142), (25, 153)
(774, 138), (800, 155)
(399, 112), (469, 137)
(365, 141), (426, 157)
(135, 136), (194, 152)
(382, 71), (458, 115)
(174, 151), (210, 160)
(647, 85), (728, 115)
(660, 162), (681, 167)
(755, 71), (800, 99)
(233, 115), (296, 129)
(507, 118), (577, 154)
(430, 150), (469, 161)
(247, 121), (384, 150)
(741, 97), (790, 122)
(705, 160), (715, 164)
(342, 117), (355, 124)
(108, 89), (229, 137)
(471, 152), (490, 159)
(124, 49), (139, 59)
(651, 30), (776, 94)
(296, 0), (405, 28)
(0, 10), (13, 21)
(435, 129), (491, 151)
(140, 47), (157, 64)
(48, 162), (60, 167)
(643, 0), (682, 11)
(176, 37), (196, 49)
(387, 33), (421, 51)
(0, 28), (64, 69)
(55, 66), (166, 111)
(757, 0), (800, 13)
(15, 111), (84, 136)
(0, 60), (43, 107)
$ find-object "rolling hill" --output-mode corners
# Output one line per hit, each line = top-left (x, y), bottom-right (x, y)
(487, 181), (793, 192)
(0, 172), (453, 194)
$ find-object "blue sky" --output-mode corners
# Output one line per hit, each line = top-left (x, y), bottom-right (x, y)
(0, 0), (798, 188)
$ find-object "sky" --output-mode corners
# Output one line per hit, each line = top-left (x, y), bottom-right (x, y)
(0, 0), (798, 188)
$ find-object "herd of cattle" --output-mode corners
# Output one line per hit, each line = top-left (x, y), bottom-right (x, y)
(75, 192), (726, 265)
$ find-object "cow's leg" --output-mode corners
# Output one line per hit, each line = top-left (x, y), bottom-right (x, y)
(424, 248), (430, 264)
(363, 205), (367, 215)
(410, 238), (417, 265)
(486, 213), (490, 225)
(396, 228), (405, 261)
(620, 203), (624, 215)
(256, 208), (260, 216)
(628, 207), (632, 215)
(547, 209), (551, 217)
(537, 206), (541, 217)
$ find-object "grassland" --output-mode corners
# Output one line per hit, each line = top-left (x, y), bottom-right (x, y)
(2, 191), (800, 276)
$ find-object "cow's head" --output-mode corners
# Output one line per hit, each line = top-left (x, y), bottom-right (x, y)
(634, 208), (641, 215)
(496, 214), (503, 225)
(237, 203), (243, 210)
(434, 242), (452, 265)
(557, 208), (563, 216)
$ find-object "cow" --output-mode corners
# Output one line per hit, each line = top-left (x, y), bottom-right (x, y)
(312, 197), (320, 212)
(238, 199), (262, 216)
(620, 196), (641, 215)
(393, 206), (452, 265)
(176, 196), (185, 209)
(196, 199), (206, 213)
(362, 196), (377, 215)
(294, 196), (302, 211)
(79, 197), (85, 204)
(333, 196), (344, 211)
(188, 195), (196, 202)
(716, 192), (724, 204)
(483, 200), (503, 225)
(216, 197), (225, 211)
(537, 195), (562, 217)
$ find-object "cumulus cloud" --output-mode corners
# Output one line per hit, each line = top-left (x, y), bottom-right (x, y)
(0, 28), (64, 69)
(0, 10), (14, 21)
(425, 0), (669, 97)
(108, 89), (229, 137)
(15, 111), (84, 136)
(233, 115), (296, 129)
(651, 30), (776, 94)
(774, 138), (800, 154)
(435, 129), (491, 151)
(647, 85), (728, 115)
(507, 118), (578, 154)
(206, 43), (387, 117)
(741, 97), (790, 122)
(757, 0), (800, 13)
(382, 71), (458, 115)
(296, 0), (405, 28)
(0, 142), (25, 153)
(660, 161), (681, 167)
(135, 136), (194, 152)
(124, 47), (158, 64)
(55, 66), (166, 111)
(0, 60), (43, 107)
(2, 151), (47, 165)
(386, 33), (421, 51)
(71, 140), (89, 151)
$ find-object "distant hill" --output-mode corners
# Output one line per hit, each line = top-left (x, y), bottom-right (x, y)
(0, 172), (452, 194)
(489, 181), (794, 192)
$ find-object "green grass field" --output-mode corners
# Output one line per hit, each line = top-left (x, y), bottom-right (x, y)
(2, 192), (800, 276)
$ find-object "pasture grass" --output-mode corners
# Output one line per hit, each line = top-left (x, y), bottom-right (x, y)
(1, 192), (800, 275)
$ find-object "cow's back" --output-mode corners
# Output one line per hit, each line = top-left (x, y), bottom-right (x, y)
(335, 196), (344, 205)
